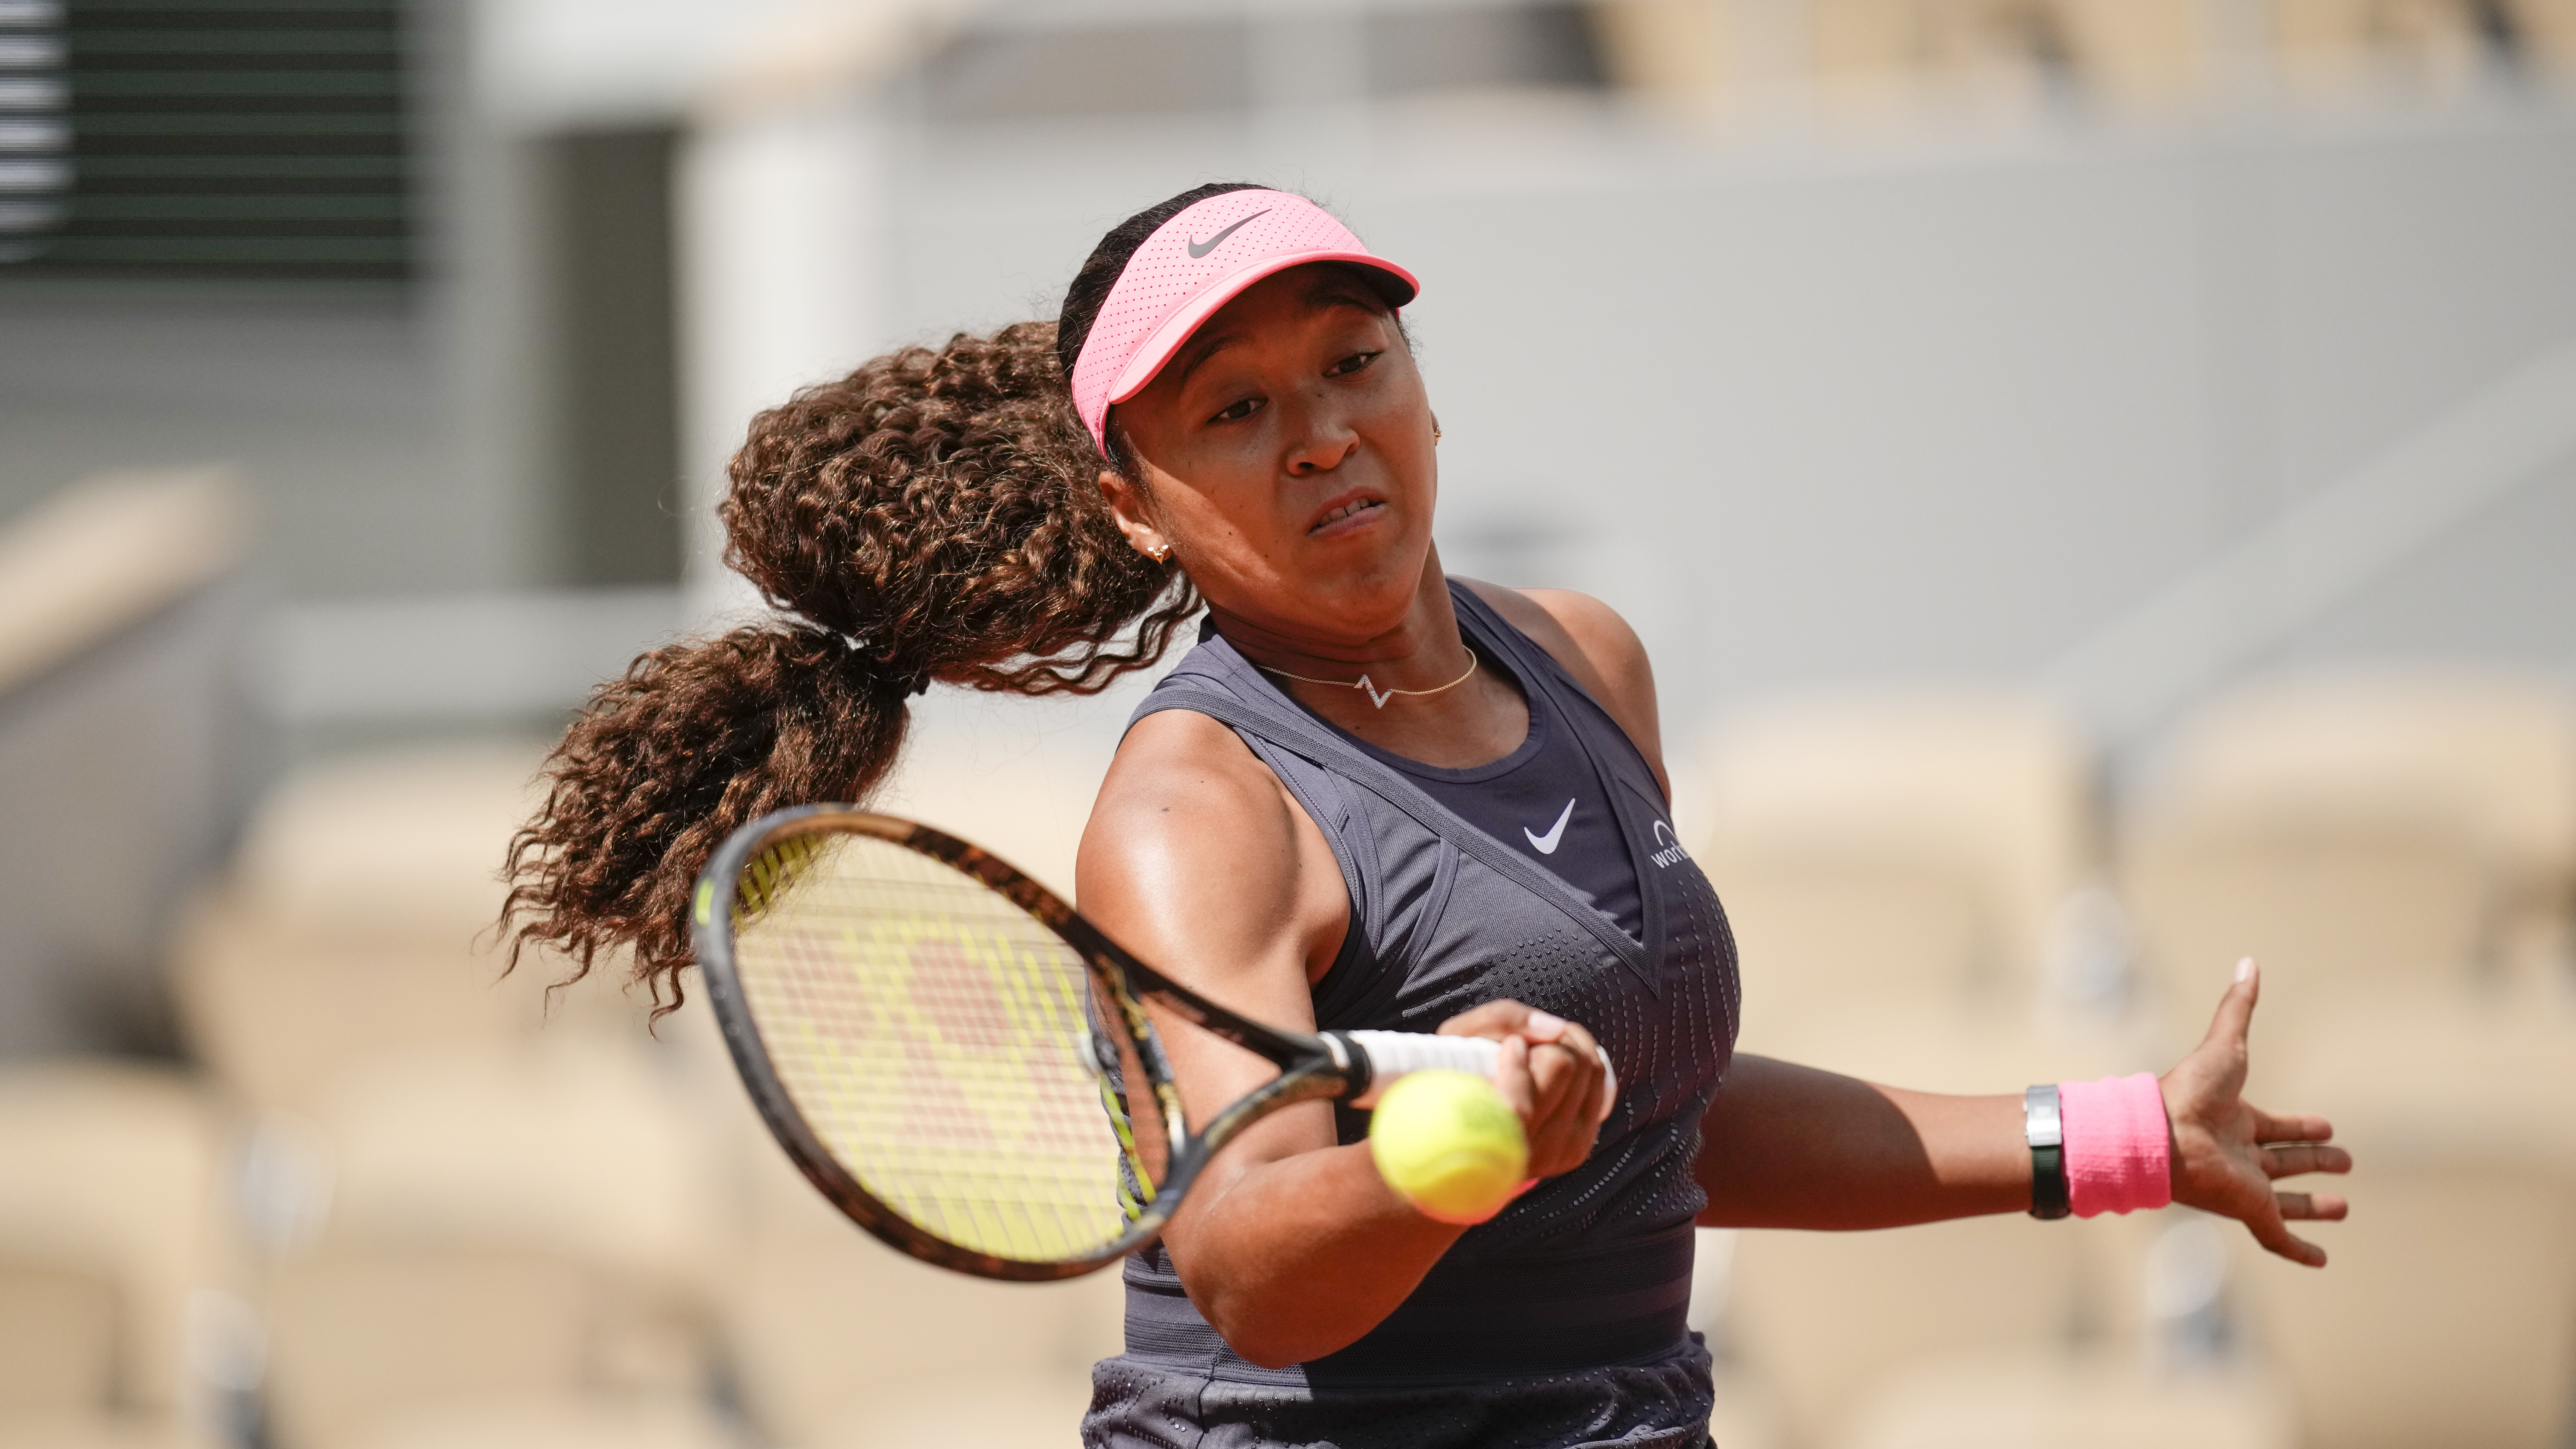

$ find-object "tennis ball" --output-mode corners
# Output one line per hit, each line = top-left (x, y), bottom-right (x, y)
(1368, 1069), (1529, 1225)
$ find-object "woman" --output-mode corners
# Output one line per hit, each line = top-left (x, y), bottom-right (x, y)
(504, 184), (2350, 1449)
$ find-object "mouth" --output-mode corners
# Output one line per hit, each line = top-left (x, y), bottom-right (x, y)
(1308, 495), (1386, 536)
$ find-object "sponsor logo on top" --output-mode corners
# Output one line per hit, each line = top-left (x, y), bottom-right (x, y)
(1650, 820), (1690, 869)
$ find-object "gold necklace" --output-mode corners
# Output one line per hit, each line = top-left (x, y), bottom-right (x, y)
(1257, 649), (1479, 710)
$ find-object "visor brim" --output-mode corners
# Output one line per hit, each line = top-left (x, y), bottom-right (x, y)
(1102, 250), (1420, 410)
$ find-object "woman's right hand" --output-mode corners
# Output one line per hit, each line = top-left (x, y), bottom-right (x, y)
(1437, 999), (1614, 1178)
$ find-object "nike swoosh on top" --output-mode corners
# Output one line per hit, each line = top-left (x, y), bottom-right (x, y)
(1187, 209), (1269, 259)
(1524, 798), (1576, 855)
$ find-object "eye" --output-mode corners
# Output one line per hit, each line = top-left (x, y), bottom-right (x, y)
(1209, 397), (1264, 425)
(1327, 350), (1381, 378)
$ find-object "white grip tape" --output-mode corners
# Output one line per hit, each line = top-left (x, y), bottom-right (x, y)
(1345, 1032), (1497, 1107)
(1344, 1031), (1619, 1110)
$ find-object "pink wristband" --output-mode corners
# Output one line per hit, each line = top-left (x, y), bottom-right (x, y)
(2059, 1072), (2172, 1217)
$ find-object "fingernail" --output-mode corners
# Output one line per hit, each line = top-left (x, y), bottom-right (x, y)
(2235, 957), (2254, 983)
(1526, 1010), (1565, 1035)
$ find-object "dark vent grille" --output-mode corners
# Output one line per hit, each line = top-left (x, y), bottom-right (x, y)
(0, 2), (73, 263)
(3, 0), (412, 282)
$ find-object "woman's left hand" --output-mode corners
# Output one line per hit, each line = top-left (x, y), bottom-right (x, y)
(1436, 1000), (1614, 1180)
(2160, 958), (2354, 1266)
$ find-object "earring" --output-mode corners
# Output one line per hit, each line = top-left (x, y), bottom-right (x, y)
(1150, 543), (1171, 563)
(1433, 424), (1443, 445)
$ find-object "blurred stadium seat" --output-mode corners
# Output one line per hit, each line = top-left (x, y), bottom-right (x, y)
(1726, 1214), (2082, 1448)
(2271, 0), (2521, 94)
(0, 1064), (227, 1449)
(2235, 1162), (2575, 1449)
(0, 470), (254, 1057)
(167, 741), (642, 1114)
(1835, 1346), (2296, 1449)
(1727, 1180), (2308, 1449)
(173, 733), (1148, 1446)
(261, 1249), (609, 1449)
(1692, 689), (2096, 1023)
(258, 1038), (726, 1449)
(1589, 0), (1733, 113)
(221, 744), (550, 952)
(309, 1039), (720, 1298)
(2123, 667), (2576, 1017)
(2055, 0), (2207, 111)
(1807, 0), (1942, 116)
(168, 895), (537, 1117)
(341, 1397), (739, 1449)
(2231, 988), (2576, 1449)
(1700, 1373), (1788, 1449)
(0, 1417), (221, 1449)
(1808, 0), (2079, 120)
(0, 1258), (119, 1418)
(715, 1094), (1123, 1449)
(162, 745), (739, 1449)
(2519, 0), (2576, 73)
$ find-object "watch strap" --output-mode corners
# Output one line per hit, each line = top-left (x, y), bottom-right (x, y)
(2025, 1083), (2070, 1220)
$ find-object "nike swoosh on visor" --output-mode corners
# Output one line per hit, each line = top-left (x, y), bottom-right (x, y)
(1186, 210), (1269, 259)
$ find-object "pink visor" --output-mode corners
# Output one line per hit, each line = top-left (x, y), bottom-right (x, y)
(1068, 189), (1419, 454)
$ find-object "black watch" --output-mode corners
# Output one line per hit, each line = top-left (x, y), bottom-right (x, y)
(2025, 1084), (2070, 1220)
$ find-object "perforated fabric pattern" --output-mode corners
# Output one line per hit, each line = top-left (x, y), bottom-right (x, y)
(1068, 189), (1419, 449)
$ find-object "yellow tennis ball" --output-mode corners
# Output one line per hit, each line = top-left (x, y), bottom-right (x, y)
(1368, 1069), (1529, 1225)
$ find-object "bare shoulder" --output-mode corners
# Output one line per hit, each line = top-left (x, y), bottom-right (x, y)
(1077, 706), (1347, 992)
(1080, 709), (1295, 904)
(1458, 580), (1669, 797)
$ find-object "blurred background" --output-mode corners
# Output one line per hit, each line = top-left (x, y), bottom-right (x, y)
(1, 0), (2572, 1446)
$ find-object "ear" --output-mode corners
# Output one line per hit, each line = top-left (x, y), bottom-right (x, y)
(1097, 467), (1171, 561)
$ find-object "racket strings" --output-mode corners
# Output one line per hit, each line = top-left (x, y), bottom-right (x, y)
(731, 833), (1161, 1263)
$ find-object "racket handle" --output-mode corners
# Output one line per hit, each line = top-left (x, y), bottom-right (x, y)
(1342, 1031), (1620, 1110)
(1343, 1031), (1497, 1107)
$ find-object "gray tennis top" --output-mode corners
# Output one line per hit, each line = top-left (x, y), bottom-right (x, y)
(1085, 581), (1741, 1449)
(1327, 627), (1646, 944)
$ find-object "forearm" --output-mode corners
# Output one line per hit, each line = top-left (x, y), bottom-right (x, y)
(1168, 1138), (1465, 1367)
(1693, 1054), (2029, 1229)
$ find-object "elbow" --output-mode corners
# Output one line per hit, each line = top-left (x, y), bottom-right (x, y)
(1199, 1294), (1355, 1371)
(1205, 1307), (1318, 1371)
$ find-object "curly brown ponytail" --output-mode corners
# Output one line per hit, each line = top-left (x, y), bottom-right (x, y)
(499, 319), (1198, 1012)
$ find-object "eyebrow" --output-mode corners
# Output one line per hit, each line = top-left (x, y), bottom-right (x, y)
(1168, 278), (1390, 390)
(1170, 331), (1243, 391)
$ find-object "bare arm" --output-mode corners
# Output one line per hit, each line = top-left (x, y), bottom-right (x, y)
(1693, 1056), (2029, 1229)
(1696, 967), (2352, 1261)
(1078, 710), (1608, 1367)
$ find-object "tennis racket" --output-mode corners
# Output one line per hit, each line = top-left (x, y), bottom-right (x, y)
(691, 804), (1529, 1282)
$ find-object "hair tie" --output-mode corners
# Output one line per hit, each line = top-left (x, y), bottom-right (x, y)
(830, 630), (932, 699)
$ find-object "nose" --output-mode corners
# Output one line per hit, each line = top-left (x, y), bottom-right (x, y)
(1280, 387), (1358, 476)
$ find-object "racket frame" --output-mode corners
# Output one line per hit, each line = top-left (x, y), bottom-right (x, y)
(693, 804), (1378, 1281)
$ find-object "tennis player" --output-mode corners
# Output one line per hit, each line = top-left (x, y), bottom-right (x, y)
(504, 184), (2350, 1449)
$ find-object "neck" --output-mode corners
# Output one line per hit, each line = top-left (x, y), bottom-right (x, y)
(1208, 548), (1468, 693)
(1205, 548), (1530, 770)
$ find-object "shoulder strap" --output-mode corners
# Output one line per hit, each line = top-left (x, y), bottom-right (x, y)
(1447, 582), (1662, 794)
(1134, 670), (1655, 990)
